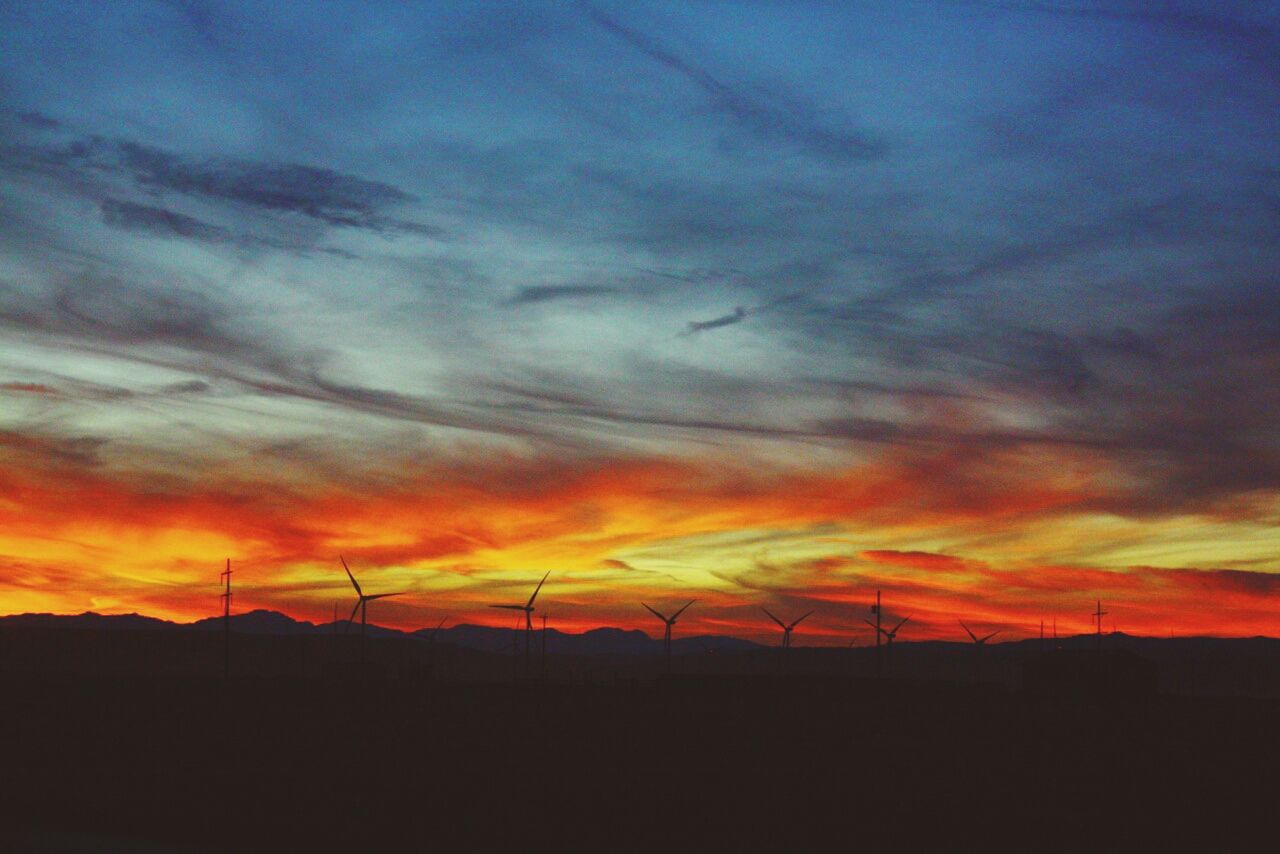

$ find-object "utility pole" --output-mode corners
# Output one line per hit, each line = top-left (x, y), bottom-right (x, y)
(1093, 601), (1107, 651)
(220, 558), (232, 679)
(872, 590), (882, 649)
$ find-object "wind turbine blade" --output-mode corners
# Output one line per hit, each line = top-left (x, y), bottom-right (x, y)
(526, 570), (551, 608)
(862, 618), (882, 633)
(959, 620), (977, 642)
(642, 603), (668, 622)
(364, 592), (405, 601)
(982, 631), (1000, 643)
(762, 608), (786, 629)
(790, 610), (814, 629)
(347, 599), (362, 628)
(670, 599), (697, 621)
(489, 604), (526, 611)
(340, 556), (362, 596)
(892, 615), (911, 633)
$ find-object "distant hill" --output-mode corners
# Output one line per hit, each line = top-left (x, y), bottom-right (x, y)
(0, 609), (760, 656)
(420, 623), (761, 656)
(0, 612), (175, 631)
(191, 609), (319, 635)
(6, 611), (1279, 662)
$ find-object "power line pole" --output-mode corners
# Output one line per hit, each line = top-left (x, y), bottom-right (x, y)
(1093, 601), (1107, 652)
(541, 613), (548, 680)
(872, 590), (881, 649)
(220, 558), (233, 680)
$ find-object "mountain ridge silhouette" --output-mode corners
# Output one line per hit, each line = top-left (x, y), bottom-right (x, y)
(0, 609), (764, 655)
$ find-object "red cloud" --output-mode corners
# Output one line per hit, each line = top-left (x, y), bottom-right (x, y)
(1, 382), (58, 395)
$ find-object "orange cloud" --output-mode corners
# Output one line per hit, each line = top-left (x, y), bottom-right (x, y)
(859, 550), (980, 573)
(1, 427), (1277, 641)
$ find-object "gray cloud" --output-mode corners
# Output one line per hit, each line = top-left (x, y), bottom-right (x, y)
(2, 125), (441, 237)
(160, 379), (211, 395)
(682, 306), (748, 335)
(508, 284), (621, 305)
(100, 198), (234, 244)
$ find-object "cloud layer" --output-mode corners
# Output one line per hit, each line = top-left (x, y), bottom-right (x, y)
(0, 1), (1277, 637)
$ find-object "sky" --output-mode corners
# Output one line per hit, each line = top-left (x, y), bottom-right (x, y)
(1, 0), (1278, 644)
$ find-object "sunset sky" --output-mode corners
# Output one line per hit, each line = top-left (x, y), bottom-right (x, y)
(2, 1), (1278, 643)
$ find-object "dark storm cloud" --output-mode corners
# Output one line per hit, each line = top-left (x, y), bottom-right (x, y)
(583, 3), (887, 161)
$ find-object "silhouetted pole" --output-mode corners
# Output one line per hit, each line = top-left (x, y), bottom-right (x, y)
(873, 590), (882, 649)
(1094, 601), (1107, 652)
(1039, 619), (1044, 654)
(541, 613), (548, 679)
(220, 558), (232, 680)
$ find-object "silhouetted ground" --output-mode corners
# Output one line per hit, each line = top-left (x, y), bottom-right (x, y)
(1, 628), (1278, 850)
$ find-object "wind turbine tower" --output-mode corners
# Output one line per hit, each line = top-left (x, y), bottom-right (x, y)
(488, 571), (551, 675)
(960, 620), (1000, 647)
(340, 556), (407, 666)
(642, 599), (696, 672)
(762, 608), (813, 649)
(865, 615), (911, 647)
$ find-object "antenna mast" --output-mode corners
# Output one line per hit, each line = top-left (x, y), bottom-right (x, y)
(220, 558), (233, 679)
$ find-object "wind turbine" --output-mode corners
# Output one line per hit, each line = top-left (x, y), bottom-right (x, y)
(419, 617), (447, 678)
(959, 620), (1000, 646)
(762, 608), (813, 649)
(340, 555), (407, 665)
(488, 571), (550, 673)
(641, 599), (696, 672)
(865, 614), (910, 646)
(428, 616), (448, 643)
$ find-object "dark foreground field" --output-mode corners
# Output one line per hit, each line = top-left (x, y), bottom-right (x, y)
(2, 672), (1276, 852)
